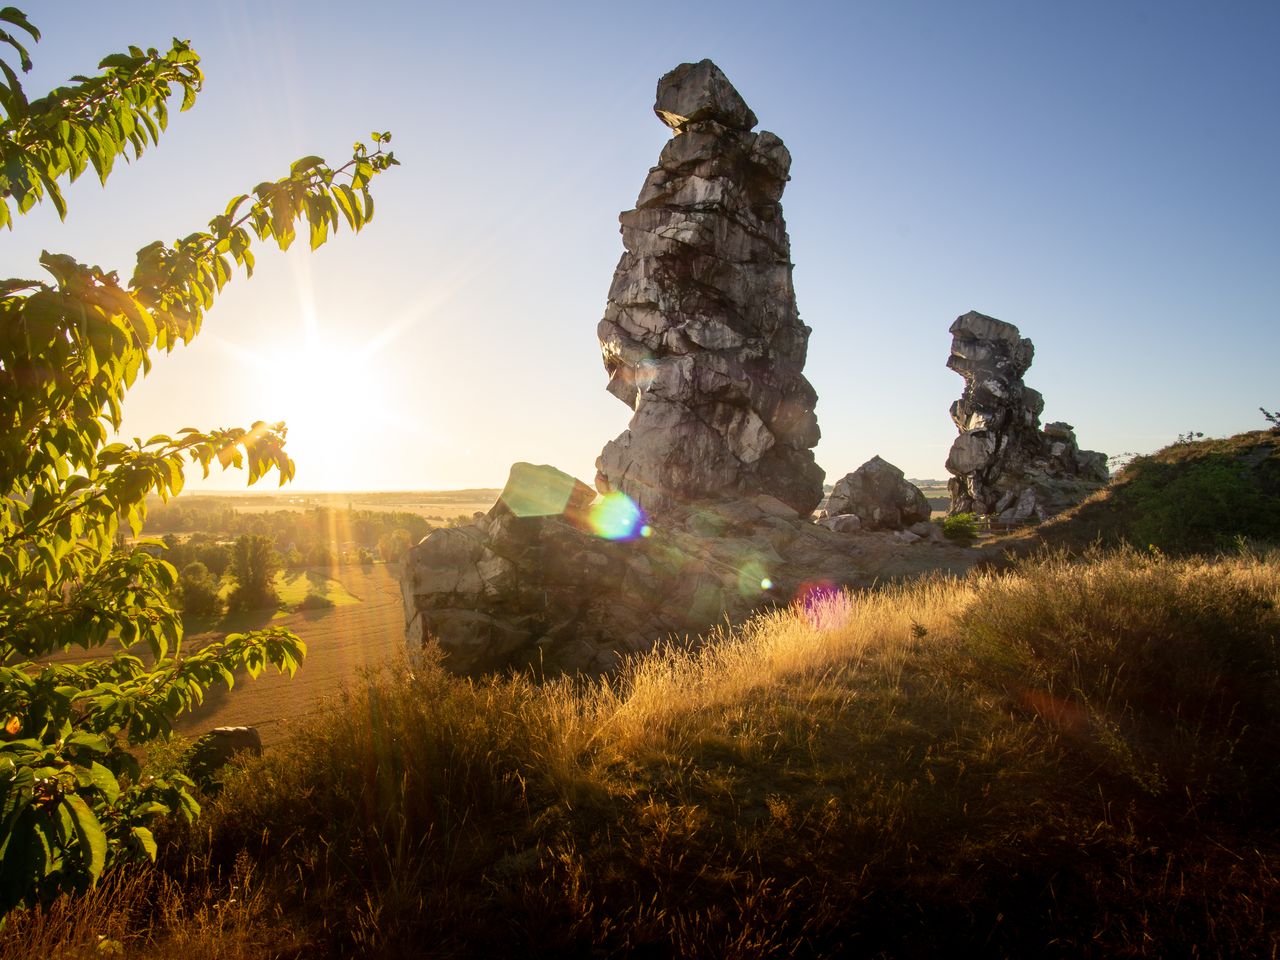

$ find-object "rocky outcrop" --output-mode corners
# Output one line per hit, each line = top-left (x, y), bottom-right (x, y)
(825, 457), (932, 531)
(401, 463), (975, 677)
(945, 311), (1107, 521)
(595, 59), (824, 517)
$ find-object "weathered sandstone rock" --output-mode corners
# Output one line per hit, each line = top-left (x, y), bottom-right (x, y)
(945, 311), (1107, 520)
(825, 456), (932, 531)
(401, 463), (975, 677)
(595, 59), (824, 516)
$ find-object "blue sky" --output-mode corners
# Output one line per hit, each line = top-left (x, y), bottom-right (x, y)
(4, 1), (1278, 490)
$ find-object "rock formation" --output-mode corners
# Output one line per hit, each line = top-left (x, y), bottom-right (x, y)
(824, 456), (932, 531)
(945, 311), (1107, 521)
(595, 59), (824, 517)
(402, 463), (972, 677)
(400, 64), (985, 679)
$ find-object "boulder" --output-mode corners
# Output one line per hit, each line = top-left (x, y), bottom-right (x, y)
(826, 456), (932, 531)
(186, 726), (262, 789)
(595, 59), (824, 517)
(653, 59), (758, 133)
(819, 513), (863, 534)
(944, 311), (1107, 519)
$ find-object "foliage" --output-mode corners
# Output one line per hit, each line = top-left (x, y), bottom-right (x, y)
(0, 9), (394, 915)
(940, 511), (977, 541)
(1262, 407), (1280, 433)
(1125, 458), (1280, 552)
(227, 535), (279, 612)
(295, 592), (335, 612)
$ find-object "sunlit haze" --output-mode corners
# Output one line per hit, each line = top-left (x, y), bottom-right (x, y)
(4, 1), (1277, 491)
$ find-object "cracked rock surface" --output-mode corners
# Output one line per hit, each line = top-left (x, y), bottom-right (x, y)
(595, 59), (824, 517)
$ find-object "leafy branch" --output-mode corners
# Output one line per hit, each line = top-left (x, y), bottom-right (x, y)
(0, 7), (398, 913)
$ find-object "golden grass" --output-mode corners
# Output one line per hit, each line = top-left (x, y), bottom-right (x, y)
(11, 546), (1280, 957)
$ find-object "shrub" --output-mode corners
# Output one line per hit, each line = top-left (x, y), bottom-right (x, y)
(1126, 459), (1280, 552)
(941, 512), (978, 541)
(296, 592), (335, 611)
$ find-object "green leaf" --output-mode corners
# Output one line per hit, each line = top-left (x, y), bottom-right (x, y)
(89, 761), (120, 803)
(130, 825), (157, 861)
(63, 793), (107, 881)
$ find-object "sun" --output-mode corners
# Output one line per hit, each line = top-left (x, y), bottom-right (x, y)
(257, 336), (391, 489)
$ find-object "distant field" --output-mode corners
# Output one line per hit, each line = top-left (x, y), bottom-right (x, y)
(914, 481), (950, 517)
(167, 489), (502, 520)
(35, 563), (409, 747)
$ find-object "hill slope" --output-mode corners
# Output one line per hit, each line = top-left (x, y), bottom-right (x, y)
(995, 430), (1280, 555)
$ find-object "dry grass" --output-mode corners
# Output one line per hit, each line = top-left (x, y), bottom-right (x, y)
(9, 546), (1279, 957)
(0, 854), (303, 960)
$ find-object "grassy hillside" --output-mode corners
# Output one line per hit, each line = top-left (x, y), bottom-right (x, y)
(7, 547), (1278, 958)
(998, 430), (1280, 555)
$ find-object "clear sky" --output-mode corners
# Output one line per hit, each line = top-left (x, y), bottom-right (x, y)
(5, 1), (1278, 491)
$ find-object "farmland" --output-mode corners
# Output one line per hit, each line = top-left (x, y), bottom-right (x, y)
(177, 562), (407, 746)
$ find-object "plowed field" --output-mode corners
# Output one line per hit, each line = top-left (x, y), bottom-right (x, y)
(175, 563), (407, 746)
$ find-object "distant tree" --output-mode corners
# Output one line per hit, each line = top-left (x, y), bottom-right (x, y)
(176, 561), (222, 619)
(228, 535), (280, 610)
(1262, 407), (1280, 433)
(0, 8), (394, 913)
(195, 541), (231, 578)
(378, 528), (414, 563)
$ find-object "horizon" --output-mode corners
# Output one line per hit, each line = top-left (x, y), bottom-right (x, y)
(4, 1), (1277, 493)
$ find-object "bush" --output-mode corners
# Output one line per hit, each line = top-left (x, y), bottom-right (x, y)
(296, 592), (334, 611)
(941, 512), (978, 541)
(1126, 459), (1280, 552)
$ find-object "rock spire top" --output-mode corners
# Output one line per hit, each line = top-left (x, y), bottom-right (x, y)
(653, 59), (758, 133)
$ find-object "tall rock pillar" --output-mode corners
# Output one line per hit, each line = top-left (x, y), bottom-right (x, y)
(945, 310), (1108, 520)
(595, 59), (824, 517)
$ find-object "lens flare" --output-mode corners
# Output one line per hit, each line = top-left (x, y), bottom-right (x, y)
(589, 492), (647, 541)
(795, 579), (847, 629)
(736, 558), (772, 598)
